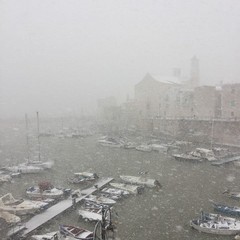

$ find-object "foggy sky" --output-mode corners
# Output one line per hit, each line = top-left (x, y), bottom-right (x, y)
(1, 0), (240, 118)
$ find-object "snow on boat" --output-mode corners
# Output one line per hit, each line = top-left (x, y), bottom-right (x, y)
(223, 189), (240, 200)
(122, 142), (137, 149)
(0, 193), (42, 215)
(31, 232), (60, 240)
(135, 144), (152, 152)
(101, 187), (129, 199)
(151, 144), (168, 153)
(172, 153), (203, 162)
(213, 203), (240, 217)
(24, 160), (54, 169)
(79, 203), (103, 222)
(97, 137), (123, 148)
(0, 174), (12, 183)
(190, 212), (240, 235)
(84, 194), (116, 205)
(109, 182), (144, 194)
(26, 181), (65, 199)
(4, 164), (44, 174)
(119, 175), (162, 188)
(0, 211), (21, 225)
(68, 172), (98, 184)
(59, 224), (93, 240)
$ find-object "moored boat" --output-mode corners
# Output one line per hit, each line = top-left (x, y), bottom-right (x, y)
(119, 175), (161, 188)
(59, 224), (93, 240)
(31, 231), (59, 240)
(0, 211), (21, 225)
(84, 194), (116, 205)
(213, 203), (240, 217)
(190, 212), (240, 235)
(68, 172), (98, 184)
(109, 182), (144, 194)
(135, 144), (152, 152)
(172, 153), (203, 162)
(26, 181), (65, 200)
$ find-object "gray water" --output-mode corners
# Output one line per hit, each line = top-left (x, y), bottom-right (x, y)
(0, 120), (239, 240)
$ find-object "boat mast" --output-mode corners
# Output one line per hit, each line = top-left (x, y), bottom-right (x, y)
(25, 114), (30, 163)
(36, 111), (41, 161)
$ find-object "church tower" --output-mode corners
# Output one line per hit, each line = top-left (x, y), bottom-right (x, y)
(190, 56), (200, 88)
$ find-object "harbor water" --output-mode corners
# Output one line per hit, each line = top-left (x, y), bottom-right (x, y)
(0, 120), (240, 240)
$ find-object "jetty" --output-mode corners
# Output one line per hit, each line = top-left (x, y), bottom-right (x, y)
(8, 177), (113, 239)
(211, 155), (240, 166)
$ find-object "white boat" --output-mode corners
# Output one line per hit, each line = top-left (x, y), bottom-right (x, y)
(190, 212), (240, 235)
(24, 160), (54, 170)
(79, 203), (103, 222)
(122, 142), (137, 149)
(151, 144), (168, 153)
(109, 182), (144, 194)
(68, 172), (98, 184)
(31, 232), (60, 240)
(101, 187), (129, 197)
(4, 165), (44, 174)
(119, 175), (162, 188)
(0, 211), (21, 225)
(59, 224), (93, 240)
(135, 144), (152, 152)
(84, 194), (116, 205)
(26, 182), (65, 199)
(0, 193), (42, 215)
(97, 137), (123, 148)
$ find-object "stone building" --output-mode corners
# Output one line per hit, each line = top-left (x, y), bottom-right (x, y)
(221, 83), (240, 119)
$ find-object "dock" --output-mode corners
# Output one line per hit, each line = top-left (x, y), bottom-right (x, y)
(8, 177), (113, 238)
(211, 155), (240, 166)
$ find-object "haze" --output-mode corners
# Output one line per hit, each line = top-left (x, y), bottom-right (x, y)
(1, 0), (240, 118)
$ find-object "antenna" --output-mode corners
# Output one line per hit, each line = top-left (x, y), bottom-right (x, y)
(25, 114), (30, 162)
(36, 111), (41, 161)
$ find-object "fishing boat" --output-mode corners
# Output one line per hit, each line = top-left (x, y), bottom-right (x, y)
(190, 212), (240, 235)
(119, 175), (162, 188)
(109, 182), (144, 194)
(84, 194), (116, 205)
(0, 173), (12, 183)
(26, 181), (65, 199)
(59, 224), (93, 240)
(68, 172), (98, 184)
(213, 203), (240, 217)
(0, 193), (42, 215)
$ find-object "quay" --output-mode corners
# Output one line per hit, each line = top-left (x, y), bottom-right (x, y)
(8, 177), (113, 239)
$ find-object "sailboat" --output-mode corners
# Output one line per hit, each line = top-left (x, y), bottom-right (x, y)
(24, 112), (54, 169)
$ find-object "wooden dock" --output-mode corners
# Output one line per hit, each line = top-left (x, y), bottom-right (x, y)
(8, 177), (113, 238)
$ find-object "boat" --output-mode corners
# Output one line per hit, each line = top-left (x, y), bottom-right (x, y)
(0, 211), (21, 225)
(119, 175), (162, 188)
(172, 153), (203, 162)
(122, 142), (137, 149)
(190, 212), (240, 235)
(25, 112), (54, 169)
(101, 187), (129, 199)
(31, 231), (59, 240)
(79, 203), (103, 222)
(59, 224), (93, 240)
(223, 189), (240, 200)
(109, 182), (144, 194)
(151, 144), (168, 153)
(4, 165), (44, 174)
(192, 148), (217, 161)
(0, 193), (42, 215)
(213, 203), (240, 217)
(26, 181), (65, 199)
(97, 137), (123, 148)
(135, 144), (152, 152)
(84, 194), (116, 205)
(68, 172), (98, 184)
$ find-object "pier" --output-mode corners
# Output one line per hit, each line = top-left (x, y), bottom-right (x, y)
(8, 177), (113, 238)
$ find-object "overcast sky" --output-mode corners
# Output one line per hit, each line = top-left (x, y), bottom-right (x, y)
(0, 0), (240, 118)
